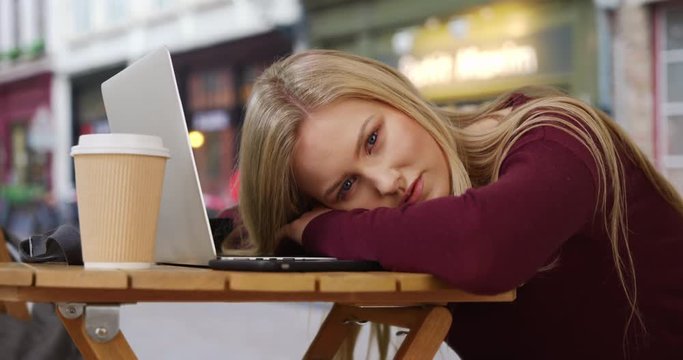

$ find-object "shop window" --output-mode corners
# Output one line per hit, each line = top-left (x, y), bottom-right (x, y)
(669, 115), (683, 156)
(10, 124), (29, 185)
(189, 69), (236, 110)
(187, 67), (238, 212)
(75, 84), (109, 135)
(667, 62), (683, 102)
(656, 5), (683, 191)
(666, 8), (683, 50)
(72, 0), (91, 34)
(106, 0), (128, 25)
(72, 67), (123, 139)
(9, 122), (48, 187)
(666, 168), (683, 195)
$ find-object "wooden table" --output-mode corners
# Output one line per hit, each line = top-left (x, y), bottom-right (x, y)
(0, 263), (515, 359)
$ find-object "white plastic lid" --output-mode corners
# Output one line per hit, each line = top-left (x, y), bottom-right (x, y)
(71, 133), (170, 158)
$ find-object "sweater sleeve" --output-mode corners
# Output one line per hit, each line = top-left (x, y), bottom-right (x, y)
(302, 126), (599, 294)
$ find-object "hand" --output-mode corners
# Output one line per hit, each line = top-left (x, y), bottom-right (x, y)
(224, 217), (246, 248)
(279, 207), (331, 244)
(216, 206), (249, 252)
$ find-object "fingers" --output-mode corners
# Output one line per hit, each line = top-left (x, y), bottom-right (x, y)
(276, 223), (298, 244)
(278, 208), (332, 245)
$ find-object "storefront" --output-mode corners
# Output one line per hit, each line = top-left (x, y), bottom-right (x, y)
(64, 30), (293, 215)
(71, 66), (125, 137)
(0, 72), (58, 236)
(305, 0), (599, 107)
(654, 3), (683, 193)
(396, 1), (597, 106)
(0, 73), (52, 197)
(172, 30), (293, 213)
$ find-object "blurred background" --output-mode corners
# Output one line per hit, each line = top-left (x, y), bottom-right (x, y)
(0, 0), (682, 359)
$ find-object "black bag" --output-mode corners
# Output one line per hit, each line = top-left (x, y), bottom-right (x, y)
(1, 227), (82, 360)
(18, 221), (234, 264)
(18, 224), (83, 265)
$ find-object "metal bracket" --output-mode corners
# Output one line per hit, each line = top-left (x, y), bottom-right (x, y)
(57, 303), (85, 319)
(57, 303), (121, 343)
(342, 317), (368, 326)
(84, 305), (121, 343)
(57, 303), (119, 343)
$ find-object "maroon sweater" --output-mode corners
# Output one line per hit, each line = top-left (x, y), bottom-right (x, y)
(301, 102), (683, 358)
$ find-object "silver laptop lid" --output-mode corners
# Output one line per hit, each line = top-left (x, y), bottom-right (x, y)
(101, 47), (217, 265)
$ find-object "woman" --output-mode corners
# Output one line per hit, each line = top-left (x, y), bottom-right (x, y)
(236, 50), (683, 359)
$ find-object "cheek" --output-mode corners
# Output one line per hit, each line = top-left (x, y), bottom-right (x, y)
(436, 148), (452, 196)
(407, 130), (438, 163)
(389, 124), (423, 160)
(340, 186), (388, 211)
(398, 118), (432, 149)
(415, 128), (451, 192)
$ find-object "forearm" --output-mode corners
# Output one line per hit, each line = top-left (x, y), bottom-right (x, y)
(303, 129), (598, 294)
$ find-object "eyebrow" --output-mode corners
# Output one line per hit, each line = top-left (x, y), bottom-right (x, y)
(322, 114), (375, 201)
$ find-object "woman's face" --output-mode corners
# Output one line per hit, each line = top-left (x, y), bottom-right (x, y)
(292, 98), (451, 211)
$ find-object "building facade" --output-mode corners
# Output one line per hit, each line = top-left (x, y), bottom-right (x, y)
(1, 0), (302, 234)
(303, 0), (600, 107)
(45, 0), (302, 213)
(604, 0), (683, 193)
(0, 0), (55, 235)
(653, 2), (683, 193)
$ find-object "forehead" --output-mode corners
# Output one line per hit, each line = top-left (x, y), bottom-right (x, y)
(296, 98), (380, 151)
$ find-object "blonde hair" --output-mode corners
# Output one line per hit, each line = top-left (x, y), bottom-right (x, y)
(448, 87), (683, 351)
(239, 50), (471, 255)
(239, 50), (683, 356)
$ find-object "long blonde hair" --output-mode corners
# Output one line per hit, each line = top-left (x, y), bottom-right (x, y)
(445, 86), (683, 349)
(240, 50), (471, 254)
(239, 50), (683, 354)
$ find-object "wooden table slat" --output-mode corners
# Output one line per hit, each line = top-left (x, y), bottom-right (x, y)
(394, 272), (517, 302)
(128, 265), (228, 291)
(228, 272), (317, 292)
(431, 289), (517, 302)
(0, 263), (34, 286)
(0, 264), (516, 303)
(317, 272), (397, 292)
(393, 273), (451, 292)
(28, 264), (129, 289)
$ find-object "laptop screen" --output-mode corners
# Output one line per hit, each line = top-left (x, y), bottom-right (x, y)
(101, 47), (217, 265)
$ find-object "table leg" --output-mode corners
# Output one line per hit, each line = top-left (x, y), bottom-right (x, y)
(304, 303), (360, 359)
(304, 304), (452, 360)
(393, 306), (452, 359)
(0, 227), (30, 320)
(0, 301), (30, 320)
(56, 307), (137, 360)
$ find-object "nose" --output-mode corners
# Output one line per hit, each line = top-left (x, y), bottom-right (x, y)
(365, 166), (403, 196)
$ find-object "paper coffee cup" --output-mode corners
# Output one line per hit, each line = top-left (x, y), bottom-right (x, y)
(71, 134), (170, 269)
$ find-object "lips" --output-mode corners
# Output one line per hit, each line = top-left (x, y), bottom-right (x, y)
(402, 175), (424, 205)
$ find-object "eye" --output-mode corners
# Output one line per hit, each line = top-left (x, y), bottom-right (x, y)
(366, 131), (379, 154)
(337, 176), (357, 200)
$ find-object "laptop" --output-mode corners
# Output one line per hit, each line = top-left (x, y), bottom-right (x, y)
(101, 47), (382, 272)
